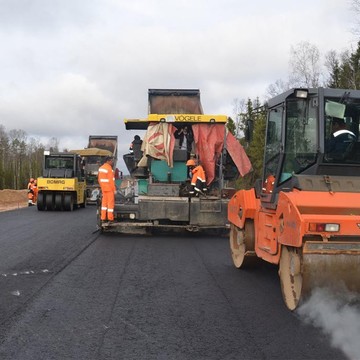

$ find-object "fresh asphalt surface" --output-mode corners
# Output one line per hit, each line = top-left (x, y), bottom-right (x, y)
(0, 206), (346, 360)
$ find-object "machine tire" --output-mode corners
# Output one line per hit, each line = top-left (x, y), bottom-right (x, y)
(229, 221), (257, 268)
(45, 193), (54, 211)
(55, 193), (63, 211)
(64, 193), (74, 211)
(80, 191), (86, 208)
(279, 245), (303, 311)
(37, 193), (45, 211)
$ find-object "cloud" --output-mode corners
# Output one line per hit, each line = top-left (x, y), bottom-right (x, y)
(0, 0), (358, 173)
(0, 0), (99, 31)
(0, 73), (118, 135)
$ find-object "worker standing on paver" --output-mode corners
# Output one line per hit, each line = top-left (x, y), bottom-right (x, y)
(98, 156), (116, 223)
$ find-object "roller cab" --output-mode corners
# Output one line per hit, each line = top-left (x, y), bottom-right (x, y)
(228, 88), (360, 310)
(36, 152), (86, 211)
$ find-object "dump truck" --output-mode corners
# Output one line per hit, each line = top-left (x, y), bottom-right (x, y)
(37, 151), (86, 211)
(228, 87), (360, 310)
(98, 88), (251, 233)
(71, 135), (119, 204)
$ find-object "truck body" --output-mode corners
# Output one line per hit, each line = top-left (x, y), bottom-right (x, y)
(71, 135), (118, 204)
(37, 152), (86, 211)
(99, 89), (251, 234)
(227, 87), (360, 310)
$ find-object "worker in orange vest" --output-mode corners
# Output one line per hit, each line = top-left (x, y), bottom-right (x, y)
(186, 159), (207, 196)
(27, 178), (36, 206)
(262, 174), (275, 194)
(98, 156), (116, 222)
(31, 179), (38, 205)
(27, 178), (34, 190)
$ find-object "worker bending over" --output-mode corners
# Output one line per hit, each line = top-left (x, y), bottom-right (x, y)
(186, 159), (207, 196)
(98, 156), (116, 222)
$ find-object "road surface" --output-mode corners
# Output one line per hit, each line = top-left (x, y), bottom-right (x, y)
(0, 206), (346, 359)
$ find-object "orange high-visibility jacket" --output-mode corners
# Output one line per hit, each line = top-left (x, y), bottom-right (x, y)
(191, 165), (207, 191)
(98, 162), (115, 192)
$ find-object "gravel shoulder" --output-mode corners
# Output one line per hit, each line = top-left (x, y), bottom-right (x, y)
(0, 190), (28, 212)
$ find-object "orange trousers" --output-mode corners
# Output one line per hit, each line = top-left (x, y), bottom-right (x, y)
(100, 191), (115, 221)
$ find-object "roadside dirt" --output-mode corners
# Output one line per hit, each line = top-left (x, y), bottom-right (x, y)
(0, 189), (29, 212)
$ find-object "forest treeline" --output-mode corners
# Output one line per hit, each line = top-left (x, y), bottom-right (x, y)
(1, 40), (360, 190)
(0, 126), (59, 190)
(235, 40), (360, 189)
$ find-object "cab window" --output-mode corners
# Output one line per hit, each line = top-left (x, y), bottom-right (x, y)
(262, 107), (283, 193)
(281, 98), (317, 182)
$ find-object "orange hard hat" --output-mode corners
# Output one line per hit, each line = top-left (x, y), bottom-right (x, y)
(186, 159), (196, 166)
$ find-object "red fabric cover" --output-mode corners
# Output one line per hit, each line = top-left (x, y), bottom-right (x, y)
(192, 124), (224, 184)
(192, 124), (252, 184)
(226, 131), (252, 177)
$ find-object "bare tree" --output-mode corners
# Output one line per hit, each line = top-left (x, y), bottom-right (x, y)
(0, 124), (62, 189)
(265, 79), (289, 99)
(289, 41), (322, 87)
(232, 98), (246, 138)
(351, 0), (360, 36)
(0, 125), (9, 189)
(47, 137), (59, 152)
(27, 137), (45, 179)
(266, 41), (323, 98)
(8, 129), (27, 188)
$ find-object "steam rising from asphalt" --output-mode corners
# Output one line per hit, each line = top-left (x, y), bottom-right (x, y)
(297, 287), (360, 360)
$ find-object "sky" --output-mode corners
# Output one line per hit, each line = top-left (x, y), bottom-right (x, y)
(0, 0), (358, 172)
